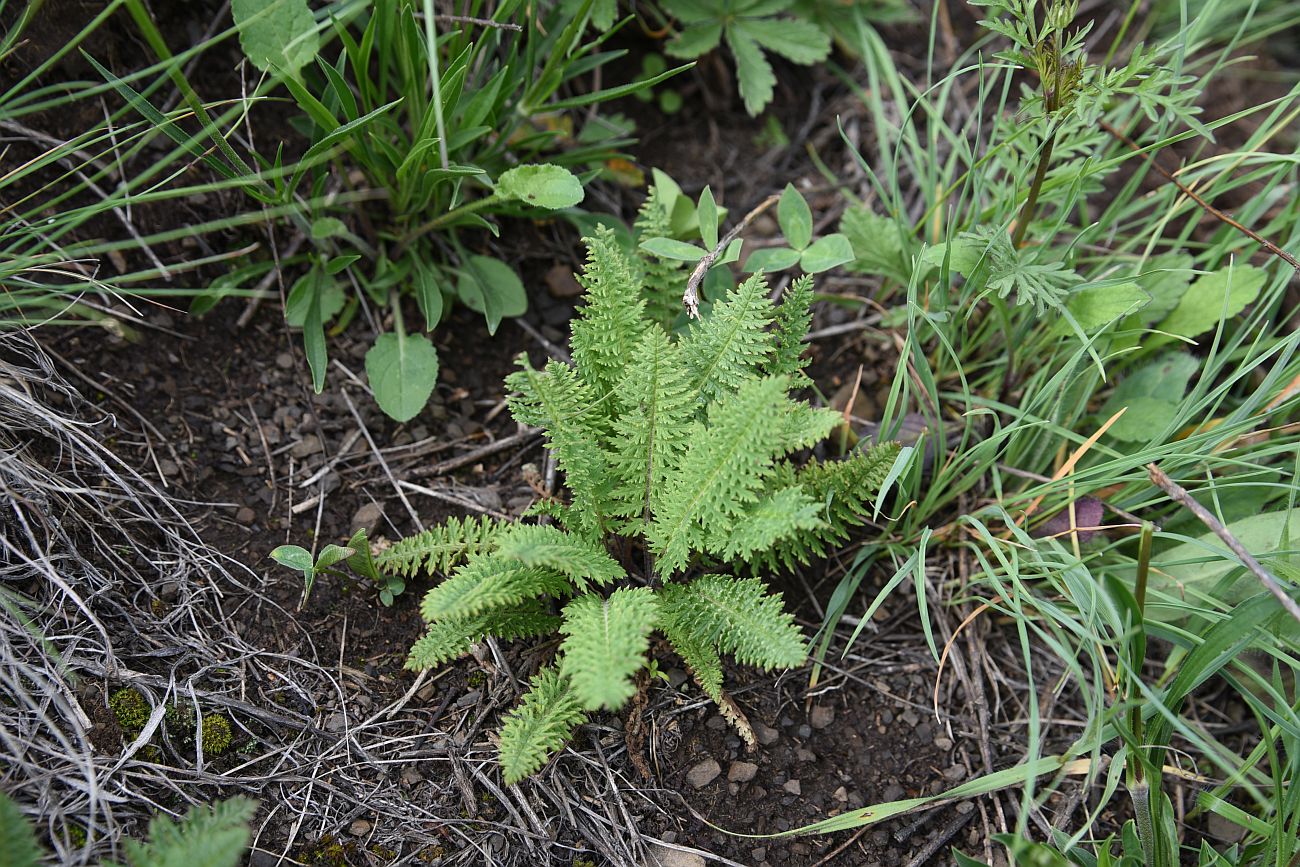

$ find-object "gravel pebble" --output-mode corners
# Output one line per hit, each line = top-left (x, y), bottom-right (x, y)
(755, 723), (779, 745)
(809, 705), (835, 729)
(686, 758), (721, 789)
(727, 761), (758, 783)
(782, 779), (801, 795)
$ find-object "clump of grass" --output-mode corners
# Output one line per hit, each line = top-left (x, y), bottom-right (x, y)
(783, 0), (1300, 861)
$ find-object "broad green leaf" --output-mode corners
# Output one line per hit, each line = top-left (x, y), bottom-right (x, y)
(496, 164), (585, 210)
(665, 22), (724, 58)
(744, 246), (801, 273)
(799, 233), (854, 273)
(365, 332), (439, 422)
(697, 186), (719, 250)
(315, 544), (355, 570)
(777, 184), (812, 250)
(270, 545), (314, 571)
(457, 255), (528, 334)
(920, 237), (982, 276)
(639, 237), (707, 261)
(726, 25), (775, 116)
(309, 217), (347, 240)
(302, 276), (328, 393)
(285, 269), (343, 326)
(1100, 352), (1198, 442)
(1134, 252), (1194, 323)
(232, 0), (320, 75)
(1061, 281), (1149, 331)
(732, 17), (830, 65)
(1158, 264), (1267, 339)
(410, 258), (444, 331)
(1152, 508), (1300, 611)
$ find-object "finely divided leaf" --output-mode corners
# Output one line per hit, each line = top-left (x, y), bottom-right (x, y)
(569, 227), (650, 397)
(680, 271), (775, 406)
(658, 574), (807, 670)
(407, 599), (562, 670)
(609, 329), (695, 524)
(499, 668), (587, 784)
(420, 557), (571, 623)
(375, 516), (504, 578)
(496, 524), (625, 586)
(559, 588), (658, 710)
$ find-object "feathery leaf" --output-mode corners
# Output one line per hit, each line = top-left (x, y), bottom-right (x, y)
(658, 573), (807, 670)
(116, 797), (255, 867)
(407, 599), (561, 669)
(569, 226), (650, 398)
(496, 523), (625, 587)
(499, 668), (586, 784)
(0, 793), (43, 867)
(680, 271), (775, 406)
(420, 556), (572, 623)
(375, 515), (504, 578)
(633, 186), (689, 327)
(559, 588), (659, 710)
(507, 357), (615, 535)
(608, 328), (695, 526)
(768, 274), (814, 381)
(649, 376), (833, 575)
(756, 442), (902, 570)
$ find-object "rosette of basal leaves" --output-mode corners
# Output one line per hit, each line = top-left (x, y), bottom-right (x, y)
(296, 219), (897, 784)
(661, 0), (831, 115)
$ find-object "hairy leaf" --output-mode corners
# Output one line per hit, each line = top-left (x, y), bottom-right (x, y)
(421, 557), (572, 623)
(496, 524), (625, 586)
(375, 516), (504, 578)
(499, 668), (586, 784)
(559, 588), (658, 710)
(658, 574), (807, 670)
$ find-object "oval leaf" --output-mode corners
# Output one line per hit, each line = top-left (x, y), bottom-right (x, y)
(799, 233), (855, 273)
(365, 331), (439, 422)
(271, 545), (314, 571)
(496, 164), (585, 210)
(1158, 264), (1267, 339)
(744, 246), (801, 273)
(778, 183), (812, 251)
(697, 186), (719, 250)
(232, 0), (320, 75)
(639, 237), (706, 261)
(457, 255), (528, 334)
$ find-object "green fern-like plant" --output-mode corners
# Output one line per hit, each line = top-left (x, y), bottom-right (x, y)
(307, 217), (898, 782)
(0, 792), (254, 867)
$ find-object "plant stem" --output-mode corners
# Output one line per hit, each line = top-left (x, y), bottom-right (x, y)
(397, 194), (500, 255)
(421, 0), (450, 171)
(1011, 123), (1057, 248)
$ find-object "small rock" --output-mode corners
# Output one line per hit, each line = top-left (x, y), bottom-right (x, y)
(641, 843), (705, 867)
(728, 761), (758, 783)
(751, 847), (766, 862)
(401, 767), (423, 786)
(351, 501), (384, 534)
(795, 748), (816, 763)
(833, 785), (849, 803)
(782, 779), (801, 795)
(755, 723), (779, 745)
(235, 506), (256, 525)
(159, 581), (180, 602)
(810, 705), (835, 729)
(666, 668), (688, 688)
(454, 689), (481, 708)
(882, 783), (905, 801)
(324, 712), (346, 732)
(158, 459), (180, 477)
(290, 434), (323, 458)
(275, 352), (294, 370)
(686, 758), (721, 789)
(796, 724), (812, 739)
(705, 715), (726, 730)
(934, 736), (953, 751)
(348, 819), (371, 837)
(544, 263), (584, 298)
(943, 763), (967, 781)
